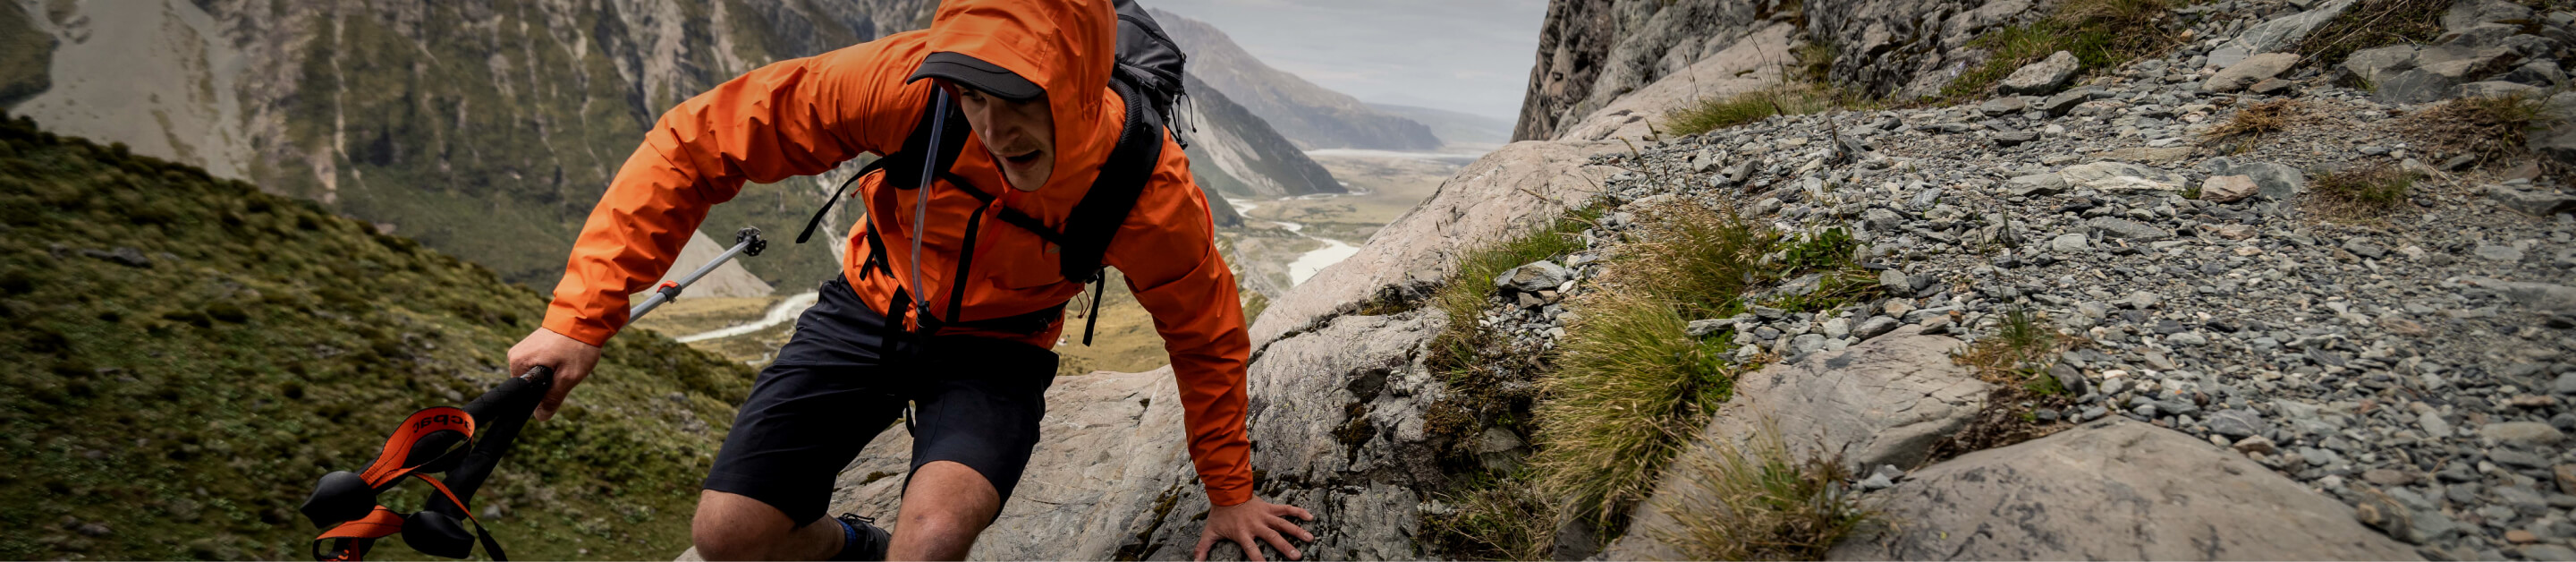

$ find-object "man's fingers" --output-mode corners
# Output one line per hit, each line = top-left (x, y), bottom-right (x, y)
(1256, 527), (1301, 561)
(533, 368), (583, 422)
(1275, 504), (1315, 522)
(1232, 531), (1267, 562)
(1193, 532), (1216, 561)
(1269, 514), (1316, 542)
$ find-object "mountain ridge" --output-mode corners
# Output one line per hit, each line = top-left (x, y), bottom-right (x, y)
(1150, 7), (1445, 151)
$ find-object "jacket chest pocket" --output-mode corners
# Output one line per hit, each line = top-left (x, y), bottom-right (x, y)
(989, 230), (1070, 290)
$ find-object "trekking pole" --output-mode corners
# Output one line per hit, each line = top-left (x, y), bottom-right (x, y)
(629, 226), (769, 319)
(300, 226), (768, 561)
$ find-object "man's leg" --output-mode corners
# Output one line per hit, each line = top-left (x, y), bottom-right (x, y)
(887, 336), (1061, 560)
(694, 490), (847, 560)
(695, 277), (908, 560)
(886, 461), (1002, 559)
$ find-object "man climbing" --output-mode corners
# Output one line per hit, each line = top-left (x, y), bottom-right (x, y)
(500, 0), (1314, 559)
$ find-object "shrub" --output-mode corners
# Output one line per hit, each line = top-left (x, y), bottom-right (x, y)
(1939, 0), (2179, 100)
(1426, 472), (1555, 561)
(2403, 94), (2560, 166)
(2201, 98), (2304, 154)
(1655, 422), (1869, 560)
(1529, 288), (1738, 528)
(2308, 163), (2419, 218)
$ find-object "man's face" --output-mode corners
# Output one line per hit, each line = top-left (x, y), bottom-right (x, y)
(951, 84), (1055, 192)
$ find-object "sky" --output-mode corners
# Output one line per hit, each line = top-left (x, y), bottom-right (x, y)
(1147, 0), (1550, 122)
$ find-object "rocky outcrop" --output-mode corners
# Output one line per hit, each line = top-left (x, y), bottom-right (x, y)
(1152, 9), (1442, 151)
(1513, 0), (1793, 141)
(1827, 418), (2421, 560)
(1550, 22), (1801, 142)
(1180, 75), (1346, 200)
(1245, 140), (1618, 348)
(760, 312), (1454, 560)
(1604, 326), (1988, 560)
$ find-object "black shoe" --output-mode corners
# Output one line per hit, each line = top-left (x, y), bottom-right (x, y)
(833, 513), (892, 561)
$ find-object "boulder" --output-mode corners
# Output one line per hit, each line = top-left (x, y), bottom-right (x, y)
(2203, 158), (2307, 200)
(1605, 326), (1987, 560)
(2444, 0), (2536, 31)
(2458, 80), (2543, 98)
(2417, 45), (2522, 81)
(2487, 184), (2576, 217)
(1826, 418), (2423, 560)
(2001, 51), (2081, 95)
(1247, 140), (1616, 348)
(2202, 53), (2302, 93)
(2058, 161), (2186, 192)
(1494, 260), (1574, 294)
(2376, 69), (2461, 104)
(729, 311), (1453, 561)
(2229, 0), (2357, 54)
(2342, 45), (2421, 86)
(2465, 277), (2576, 312)
(2202, 175), (2261, 203)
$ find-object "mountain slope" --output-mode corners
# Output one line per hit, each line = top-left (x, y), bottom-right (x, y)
(4, 0), (936, 292)
(1181, 74), (1344, 200)
(0, 115), (750, 560)
(1368, 102), (1513, 149)
(1151, 8), (1444, 151)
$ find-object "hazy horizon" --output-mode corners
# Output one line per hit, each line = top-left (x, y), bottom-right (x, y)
(1147, 0), (1547, 123)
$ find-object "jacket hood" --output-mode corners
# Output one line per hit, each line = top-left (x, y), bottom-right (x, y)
(921, 0), (1122, 191)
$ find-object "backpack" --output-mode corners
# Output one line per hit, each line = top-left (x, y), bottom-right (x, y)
(794, 0), (1191, 346)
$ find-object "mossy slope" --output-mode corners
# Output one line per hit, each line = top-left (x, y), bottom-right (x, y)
(0, 115), (751, 560)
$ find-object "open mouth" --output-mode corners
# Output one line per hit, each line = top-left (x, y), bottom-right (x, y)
(1001, 150), (1043, 166)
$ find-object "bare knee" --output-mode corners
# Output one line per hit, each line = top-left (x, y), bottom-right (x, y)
(890, 462), (1001, 559)
(693, 490), (810, 561)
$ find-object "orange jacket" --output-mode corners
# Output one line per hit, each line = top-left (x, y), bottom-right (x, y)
(540, 0), (1256, 507)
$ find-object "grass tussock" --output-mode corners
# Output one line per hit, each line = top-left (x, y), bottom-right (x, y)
(1664, 84), (1874, 137)
(1930, 306), (2082, 462)
(2292, 0), (2449, 70)
(1426, 472), (1558, 561)
(2201, 98), (2306, 154)
(2403, 94), (2562, 166)
(1940, 0), (2181, 100)
(1530, 288), (1741, 527)
(1656, 424), (1870, 560)
(2307, 163), (2420, 218)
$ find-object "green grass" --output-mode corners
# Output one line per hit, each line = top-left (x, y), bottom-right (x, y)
(2307, 163), (2419, 218)
(1937, 0), (2178, 101)
(1655, 423), (1869, 560)
(1425, 470), (1556, 561)
(1530, 289), (1740, 529)
(1419, 206), (1600, 464)
(1664, 85), (1871, 137)
(0, 115), (750, 560)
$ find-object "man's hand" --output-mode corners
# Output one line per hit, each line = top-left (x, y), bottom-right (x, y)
(507, 328), (602, 422)
(1193, 497), (1314, 561)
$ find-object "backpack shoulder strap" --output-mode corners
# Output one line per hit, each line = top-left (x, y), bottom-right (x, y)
(797, 91), (971, 244)
(1056, 79), (1166, 283)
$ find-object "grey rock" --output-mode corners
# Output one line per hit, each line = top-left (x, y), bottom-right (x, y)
(1908, 187), (1945, 209)
(2503, 61), (2566, 87)
(2207, 409), (2275, 439)
(2009, 173), (2069, 196)
(2445, 0), (2536, 30)
(2376, 69), (2461, 104)
(2040, 90), (2092, 116)
(2342, 45), (2421, 85)
(2048, 362), (2092, 396)
(2476, 244), (2526, 262)
(2087, 217), (2170, 240)
(1790, 334), (1829, 355)
(2203, 175), (2261, 203)
(2002, 51), (2081, 95)
(1609, 327), (1988, 561)
(1854, 316), (1902, 339)
(2230, 0), (2358, 54)
(2484, 422), (2570, 447)
(2207, 158), (2307, 200)
(1827, 419), (2421, 560)
(2203, 53), (2302, 92)
(2457, 80), (2542, 98)
(2051, 233), (2092, 252)
(1685, 319), (1737, 338)
(2060, 161), (2186, 192)
(2343, 237), (2388, 259)
(78, 247), (151, 268)
(1494, 260), (1574, 294)
(2419, 45), (2522, 81)
(1981, 96), (2030, 116)
(2469, 277), (2576, 311)
(2487, 184), (2576, 217)
(1993, 130), (2039, 147)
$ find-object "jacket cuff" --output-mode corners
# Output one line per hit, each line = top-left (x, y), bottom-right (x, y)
(1205, 481), (1252, 507)
(542, 305), (619, 346)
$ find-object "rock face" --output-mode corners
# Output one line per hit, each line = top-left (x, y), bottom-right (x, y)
(1152, 9), (1442, 150)
(724, 312), (1455, 561)
(1246, 140), (1617, 347)
(1604, 326), (1988, 560)
(1826, 418), (2423, 560)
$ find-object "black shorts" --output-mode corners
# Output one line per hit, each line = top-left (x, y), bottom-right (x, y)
(701, 276), (1058, 526)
